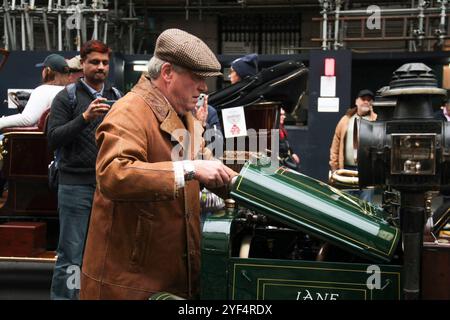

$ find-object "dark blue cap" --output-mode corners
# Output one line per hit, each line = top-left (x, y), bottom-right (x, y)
(357, 89), (374, 99)
(231, 53), (258, 79)
(35, 54), (69, 73)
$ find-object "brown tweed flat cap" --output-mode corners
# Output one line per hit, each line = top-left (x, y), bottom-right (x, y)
(155, 28), (222, 77)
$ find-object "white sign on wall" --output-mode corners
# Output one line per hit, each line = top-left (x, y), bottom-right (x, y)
(320, 76), (336, 97)
(318, 97), (340, 112)
(222, 106), (248, 138)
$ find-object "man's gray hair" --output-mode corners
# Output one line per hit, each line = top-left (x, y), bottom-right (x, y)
(147, 55), (186, 79)
(147, 56), (164, 79)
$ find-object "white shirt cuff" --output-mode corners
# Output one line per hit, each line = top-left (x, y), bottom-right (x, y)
(173, 161), (185, 189)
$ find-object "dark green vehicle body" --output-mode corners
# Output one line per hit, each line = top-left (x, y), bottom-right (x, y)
(200, 163), (403, 300)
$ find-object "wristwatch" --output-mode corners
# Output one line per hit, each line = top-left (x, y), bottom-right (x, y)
(183, 161), (196, 181)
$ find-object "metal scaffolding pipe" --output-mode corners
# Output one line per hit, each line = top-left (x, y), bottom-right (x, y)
(12, 15), (16, 47)
(93, 0), (99, 40)
(43, 10), (51, 50)
(436, 0), (447, 47)
(64, 0), (71, 50)
(24, 3), (34, 50)
(319, 0), (330, 50)
(417, 0), (426, 49)
(3, 15), (9, 50)
(132, 4), (320, 11)
(330, 7), (443, 15)
(81, 14), (87, 44)
(128, 0), (134, 54)
(20, 11), (25, 50)
(334, 0), (341, 50)
(103, 21), (108, 44)
(185, 0), (189, 21)
(57, 0), (62, 50)
(4, 0), (16, 50)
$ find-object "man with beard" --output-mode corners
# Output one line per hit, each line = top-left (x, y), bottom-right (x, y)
(329, 89), (376, 201)
(47, 40), (122, 299)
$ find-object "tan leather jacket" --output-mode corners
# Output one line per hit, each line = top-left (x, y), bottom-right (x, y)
(329, 107), (377, 172)
(81, 74), (206, 299)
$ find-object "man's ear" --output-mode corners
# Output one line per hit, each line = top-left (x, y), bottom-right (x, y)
(160, 63), (173, 82)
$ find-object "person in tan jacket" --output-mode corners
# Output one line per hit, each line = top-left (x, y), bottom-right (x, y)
(80, 29), (236, 300)
(329, 89), (377, 201)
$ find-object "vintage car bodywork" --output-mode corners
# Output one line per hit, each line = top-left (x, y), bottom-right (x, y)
(200, 162), (403, 300)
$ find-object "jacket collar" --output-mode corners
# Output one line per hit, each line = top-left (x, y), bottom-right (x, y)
(131, 73), (204, 158)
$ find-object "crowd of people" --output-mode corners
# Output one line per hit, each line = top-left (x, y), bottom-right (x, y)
(1, 27), (449, 300)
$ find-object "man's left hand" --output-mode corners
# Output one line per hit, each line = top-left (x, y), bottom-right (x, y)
(193, 95), (208, 127)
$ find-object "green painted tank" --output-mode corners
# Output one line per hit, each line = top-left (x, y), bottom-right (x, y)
(230, 162), (401, 263)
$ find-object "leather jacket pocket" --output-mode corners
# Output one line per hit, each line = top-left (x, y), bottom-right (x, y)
(129, 213), (153, 272)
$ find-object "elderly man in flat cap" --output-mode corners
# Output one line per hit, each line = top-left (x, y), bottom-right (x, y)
(80, 28), (236, 300)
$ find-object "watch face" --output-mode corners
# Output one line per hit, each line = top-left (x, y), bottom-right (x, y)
(185, 171), (195, 181)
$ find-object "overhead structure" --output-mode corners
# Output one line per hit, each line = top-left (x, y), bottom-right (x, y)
(315, 0), (449, 52)
(2, 1), (450, 53)
(0, 0), (139, 53)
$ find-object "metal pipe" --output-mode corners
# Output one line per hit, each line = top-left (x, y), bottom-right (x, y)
(400, 192), (426, 300)
(81, 14), (87, 44)
(334, 0), (341, 50)
(93, 0), (99, 40)
(132, 4), (322, 11)
(3, 13), (9, 50)
(103, 22), (108, 44)
(57, 0), (62, 50)
(20, 11), (25, 50)
(439, 1), (447, 27)
(74, 2), (82, 50)
(24, 2), (34, 50)
(52, 21), (56, 50)
(128, 0), (133, 54)
(416, 0), (426, 49)
(43, 11), (51, 50)
(64, 0), (71, 50)
(3, 0), (16, 50)
(185, 0), (189, 21)
(436, 0), (447, 47)
(12, 15), (17, 46)
(319, 0), (329, 50)
(331, 7), (443, 16)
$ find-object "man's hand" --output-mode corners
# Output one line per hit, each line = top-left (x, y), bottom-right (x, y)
(192, 159), (237, 189)
(82, 97), (111, 122)
(193, 95), (208, 127)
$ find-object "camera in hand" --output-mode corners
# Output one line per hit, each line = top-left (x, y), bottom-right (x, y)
(104, 100), (116, 107)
